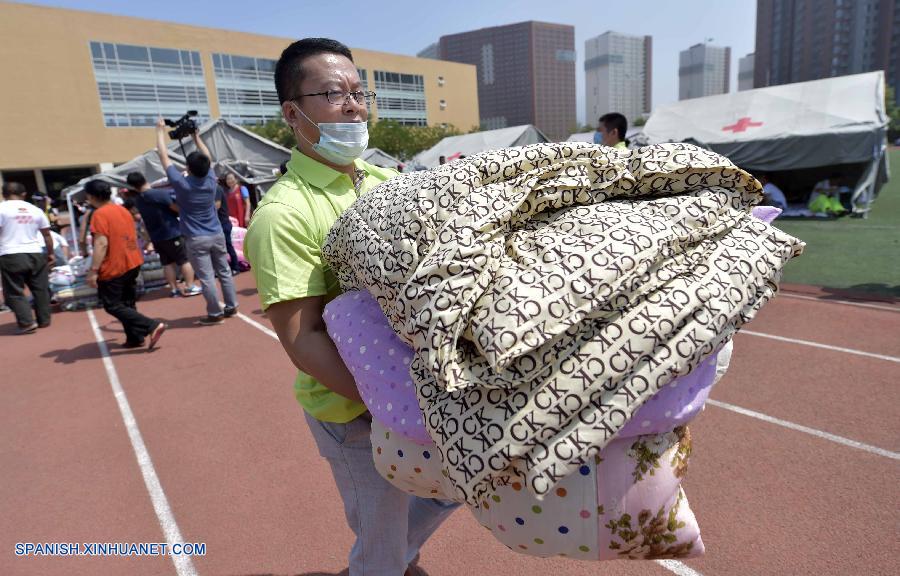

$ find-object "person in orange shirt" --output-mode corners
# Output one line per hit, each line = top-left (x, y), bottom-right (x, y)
(85, 180), (166, 350)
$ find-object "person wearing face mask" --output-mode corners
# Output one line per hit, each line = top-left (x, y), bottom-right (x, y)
(244, 38), (459, 576)
(594, 112), (628, 149)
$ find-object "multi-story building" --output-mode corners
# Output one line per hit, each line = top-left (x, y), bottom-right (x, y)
(417, 43), (439, 59)
(678, 43), (731, 100)
(754, 0), (898, 101)
(738, 53), (755, 91)
(584, 31), (652, 126)
(437, 21), (576, 141)
(0, 3), (478, 197)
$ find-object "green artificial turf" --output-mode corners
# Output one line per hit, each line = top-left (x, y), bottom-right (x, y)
(774, 149), (900, 298)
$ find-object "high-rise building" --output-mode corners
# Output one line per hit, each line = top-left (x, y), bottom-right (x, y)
(438, 21), (576, 140)
(0, 3), (479, 196)
(584, 31), (652, 126)
(754, 0), (898, 101)
(678, 43), (731, 100)
(738, 53), (756, 91)
(417, 43), (439, 59)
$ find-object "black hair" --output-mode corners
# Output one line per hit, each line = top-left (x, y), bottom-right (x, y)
(274, 38), (354, 104)
(84, 180), (112, 201)
(186, 151), (211, 178)
(279, 161), (288, 175)
(599, 113), (628, 142)
(126, 172), (147, 190)
(2, 181), (27, 199)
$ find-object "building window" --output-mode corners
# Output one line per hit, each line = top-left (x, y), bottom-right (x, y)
(481, 44), (495, 85)
(438, 75), (445, 86)
(89, 41), (209, 128)
(439, 99), (447, 110)
(212, 53), (280, 125)
(373, 70), (427, 126)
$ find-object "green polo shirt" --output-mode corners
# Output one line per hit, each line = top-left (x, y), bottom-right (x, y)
(245, 149), (397, 423)
(614, 141), (627, 149)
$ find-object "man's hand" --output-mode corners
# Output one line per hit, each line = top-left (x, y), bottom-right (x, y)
(46, 253), (56, 267)
(86, 270), (98, 288)
(156, 117), (172, 171)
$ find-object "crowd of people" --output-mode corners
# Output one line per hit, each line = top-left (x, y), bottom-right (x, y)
(0, 123), (251, 344)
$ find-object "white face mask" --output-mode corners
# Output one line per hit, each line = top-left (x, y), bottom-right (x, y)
(291, 102), (368, 166)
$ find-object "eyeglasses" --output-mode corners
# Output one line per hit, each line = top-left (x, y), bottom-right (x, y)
(296, 90), (376, 106)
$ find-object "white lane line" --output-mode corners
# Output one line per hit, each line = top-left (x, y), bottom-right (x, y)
(231, 306), (707, 576)
(656, 560), (704, 576)
(235, 310), (278, 339)
(740, 330), (900, 364)
(87, 311), (199, 576)
(778, 292), (899, 313)
(706, 399), (900, 461)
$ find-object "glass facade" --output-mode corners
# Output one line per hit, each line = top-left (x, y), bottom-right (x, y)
(373, 70), (427, 126)
(212, 53), (280, 125)
(89, 41), (209, 127)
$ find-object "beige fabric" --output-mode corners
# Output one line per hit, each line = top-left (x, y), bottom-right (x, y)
(323, 143), (803, 505)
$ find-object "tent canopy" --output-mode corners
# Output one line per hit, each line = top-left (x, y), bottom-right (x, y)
(413, 125), (549, 168)
(642, 71), (888, 212)
(63, 118), (290, 206)
(643, 71), (887, 171)
(361, 148), (402, 169)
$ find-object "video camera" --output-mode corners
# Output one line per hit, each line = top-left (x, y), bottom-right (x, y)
(164, 110), (199, 140)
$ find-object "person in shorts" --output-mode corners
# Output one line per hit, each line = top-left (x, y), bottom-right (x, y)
(127, 172), (201, 297)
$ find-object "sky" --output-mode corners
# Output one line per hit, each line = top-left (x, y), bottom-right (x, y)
(21, 0), (757, 125)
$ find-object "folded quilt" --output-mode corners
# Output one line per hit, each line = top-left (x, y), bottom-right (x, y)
(323, 143), (803, 505)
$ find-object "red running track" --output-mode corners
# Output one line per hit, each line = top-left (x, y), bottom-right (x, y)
(1, 275), (898, 576)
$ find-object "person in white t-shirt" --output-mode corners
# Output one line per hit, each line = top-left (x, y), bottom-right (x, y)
(758, 173), (787, 210)
(0, 182), (55, 333)
(49, 230), (70, 264)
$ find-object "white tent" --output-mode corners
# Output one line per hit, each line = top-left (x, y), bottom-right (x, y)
(64, 118), (290, 255)
(361, 148), (402, 170)
(412, 125), (549, 168)
(642, 71), (889, 212)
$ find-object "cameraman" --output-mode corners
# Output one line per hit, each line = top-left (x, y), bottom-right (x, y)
(155, 118), (238, 324)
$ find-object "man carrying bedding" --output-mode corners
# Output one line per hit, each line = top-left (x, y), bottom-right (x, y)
(244, 38), (459, 576)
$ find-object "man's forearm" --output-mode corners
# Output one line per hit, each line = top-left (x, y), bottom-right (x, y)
(91, 242), (108, 269)
(192, 133), (213, 162)
(287, 330), (363, 403)
(156, 130), (171, 170)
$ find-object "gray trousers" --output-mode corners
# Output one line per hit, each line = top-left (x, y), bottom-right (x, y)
(184, 234), (237, 317)
(305, 412), (460, 575)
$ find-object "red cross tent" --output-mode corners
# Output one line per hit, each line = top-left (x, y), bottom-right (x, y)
(642, 71), (888, 214)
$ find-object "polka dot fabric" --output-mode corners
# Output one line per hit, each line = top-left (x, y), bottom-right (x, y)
(371, 419), (704, 561)
(323, 291), (431, 444)
(324, 290), (729, 445)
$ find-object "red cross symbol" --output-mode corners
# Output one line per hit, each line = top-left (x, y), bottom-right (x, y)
(722, 117), (763, 132)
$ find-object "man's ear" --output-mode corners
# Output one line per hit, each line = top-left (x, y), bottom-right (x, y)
(282, 101), (298, 129)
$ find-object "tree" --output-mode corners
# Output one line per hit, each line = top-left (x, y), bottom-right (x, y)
(245, 118), (295, 149)
(367, 120), (464, 160)
(886, 86), (900, 141)
(632, 116), (647, 127)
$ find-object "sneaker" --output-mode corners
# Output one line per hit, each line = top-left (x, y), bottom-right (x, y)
(122, 340), (145, 349)
(170, 289), (182, 298)
(38, 322), (51, 329)
(223, 306), (238, 318)
(183, 285), (203, 297)
(17, 322), (38, 335)
(148, 322), (167, 350)
(198, 315), (224, 326)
